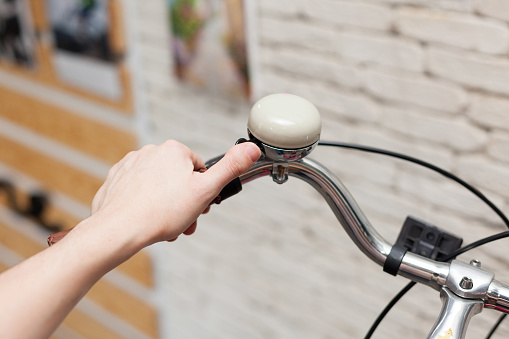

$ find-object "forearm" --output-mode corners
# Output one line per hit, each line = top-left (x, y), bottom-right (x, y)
(0, 140), (260, 338)
(0, 213), (140, 339)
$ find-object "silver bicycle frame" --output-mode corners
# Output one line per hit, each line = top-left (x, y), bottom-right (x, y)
(235, 157), (509, 339)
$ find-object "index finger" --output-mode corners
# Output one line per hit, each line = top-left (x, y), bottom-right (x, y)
(190, 150), (205, 171)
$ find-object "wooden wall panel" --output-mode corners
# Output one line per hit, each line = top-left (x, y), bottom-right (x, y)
(0, 190), (154, 287)
(0, 2), (158, 335)
(0, 135), (102, 206)
(0, 86), (135, 165)
(89, 280), (158, 337)
(65, 309), (125, 339)
(0, 221), (41, 258)
(0, 220), (157, 338)
(0, 261), (7, 273)
(29, 0), (49, 31)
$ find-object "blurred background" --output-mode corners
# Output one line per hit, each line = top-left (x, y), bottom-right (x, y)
(1, 0), (509, 338)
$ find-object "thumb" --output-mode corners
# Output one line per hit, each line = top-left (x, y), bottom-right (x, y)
(204, 142), (261, 190)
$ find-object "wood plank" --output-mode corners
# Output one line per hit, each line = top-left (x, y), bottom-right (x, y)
(0, 221), (157, 337)
(0, 85), (136, 164)
(0, 183), (78, 231)
(0, 194), (154, 287)
(0, 264), (125, 338)
(0, 56), (133, 113)
(63, 308), (125, 339)
(109, 0), (127, 55)
(118, 251), (154, 287)
(0, 260), (8, 273)
(0, 221), (43, 257)
(29, 0), (49, 31)
(0, 135), (102, 206)
(88, 279), (158, 338)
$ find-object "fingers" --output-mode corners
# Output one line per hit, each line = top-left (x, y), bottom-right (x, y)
(190, 150), (206, 171)
(183, 222), (197, 235)
(167, 222), (196, 242)
(160, 140), (205, 171)
(204, 142), (260, 190)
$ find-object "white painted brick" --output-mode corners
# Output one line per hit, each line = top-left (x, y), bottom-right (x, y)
(302, 0), (393, 31)
(258, 72), (301, 97)
(468, 94), (509, 132)
(134, 0), (167, 14)
(488, 131), (509, 163)
(383, 106), (487, 151)
(138, 22), (170, 46)
(345, 126), (455, 170)
(476, 0), (509, 22)
(259, 73), (380, 123)
(261, 48), (361, 89)
(396, 7), (509, 54)
(318, 117), (359, 144)
(259, 17), (335, 53)
(396, 171), (504, 224)
(457, 155), (509, 200)
(139, 42), (173, 65)
(259, 0), (305, 17)
(371, 0), (474, 12)
(336, 32), (424, 72)
(314, 149), (397, 186)
(362, 69), (468, 113)
(428, 47), (509, 96)
(354, 184), (435, 233)
(302, 85), (381, 123)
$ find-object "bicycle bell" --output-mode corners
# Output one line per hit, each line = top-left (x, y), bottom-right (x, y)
(246, 93), (322, 162)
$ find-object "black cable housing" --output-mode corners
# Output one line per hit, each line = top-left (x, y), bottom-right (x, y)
(318, 141), (509, 228)
(315, 141), (509, 338)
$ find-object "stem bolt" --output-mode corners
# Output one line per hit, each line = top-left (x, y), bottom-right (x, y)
(470, 259), (481, 268)
(460, 277), (473, 290)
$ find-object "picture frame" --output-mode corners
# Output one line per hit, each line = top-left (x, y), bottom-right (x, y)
(168, 0), (257, 101)
(0, 0), (133, 113)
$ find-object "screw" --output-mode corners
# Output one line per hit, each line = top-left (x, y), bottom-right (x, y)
(470, 259), (481, 268)
(460, 277), (473, 290)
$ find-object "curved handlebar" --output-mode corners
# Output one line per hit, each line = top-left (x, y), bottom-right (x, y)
(239, 158), (451, 286)
(235, 156), (509, 339)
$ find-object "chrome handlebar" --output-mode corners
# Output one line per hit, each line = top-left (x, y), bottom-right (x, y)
(235, 156), (509, 339)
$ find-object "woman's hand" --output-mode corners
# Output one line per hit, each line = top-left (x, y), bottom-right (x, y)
(88, 140), (261, 249)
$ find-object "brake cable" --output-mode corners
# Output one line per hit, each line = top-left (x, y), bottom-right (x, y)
(317, 141), (509, 338)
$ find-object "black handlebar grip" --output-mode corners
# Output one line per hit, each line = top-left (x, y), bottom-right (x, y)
(214, 177), (242, 204)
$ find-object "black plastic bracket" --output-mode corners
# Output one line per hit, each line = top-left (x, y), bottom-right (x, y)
(395, 216), (463, 262)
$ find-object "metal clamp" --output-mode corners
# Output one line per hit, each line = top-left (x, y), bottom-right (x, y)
(446, 260), (494, 300)
(272, 162), (289, 184)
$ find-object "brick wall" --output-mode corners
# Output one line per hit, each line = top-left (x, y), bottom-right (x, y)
(135, 0), (509, 337)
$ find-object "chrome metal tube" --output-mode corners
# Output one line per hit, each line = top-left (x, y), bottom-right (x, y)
(486, 280), (509, 313)
(398, 252), (449, 289)
(288, 159), (392, 266)
(240, 158), (392, 266)
(427, 288), (483, 339)
(238, 158), (451, 288)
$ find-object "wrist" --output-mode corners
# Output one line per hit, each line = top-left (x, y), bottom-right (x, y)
(64, 211), (145, 275)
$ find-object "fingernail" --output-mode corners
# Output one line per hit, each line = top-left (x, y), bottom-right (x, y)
(245, 142), (261, 162)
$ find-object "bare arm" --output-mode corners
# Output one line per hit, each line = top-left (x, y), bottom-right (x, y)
(0, 140), (260, 338)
